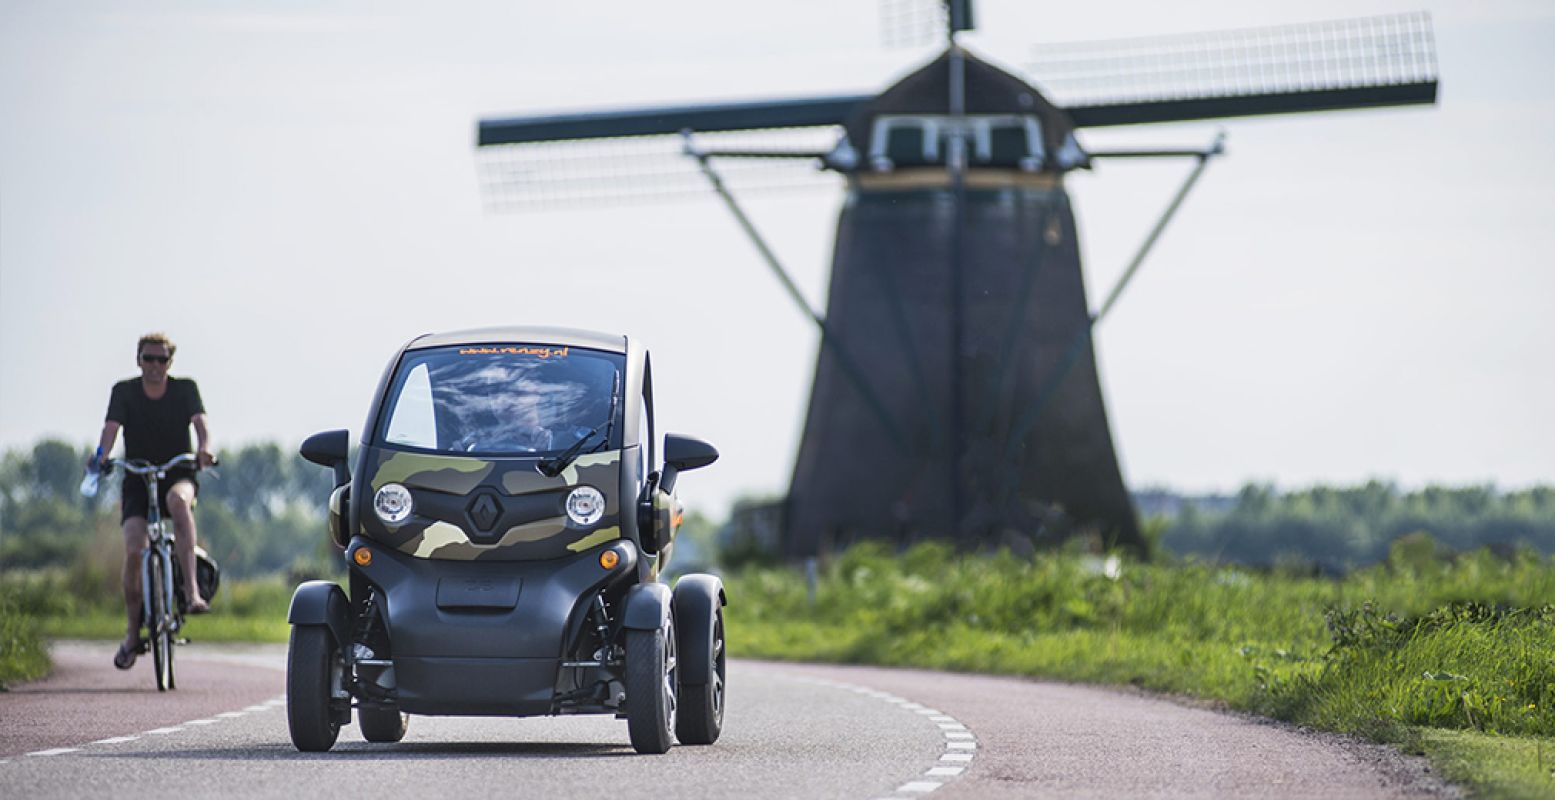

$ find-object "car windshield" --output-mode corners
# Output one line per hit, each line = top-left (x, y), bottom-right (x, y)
(377, 344), (624, 456)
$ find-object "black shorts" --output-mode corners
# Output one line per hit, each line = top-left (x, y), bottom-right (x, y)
(120, 468), (199, 524)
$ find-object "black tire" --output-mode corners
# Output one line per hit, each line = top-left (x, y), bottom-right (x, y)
(676, 609), (725, 745)
(166, 629), (176, 691)
(358, 706), (409, 743)
(625, 621), (676, 754)
(287, 625), (342, 752)
(148, 552), (173, 692)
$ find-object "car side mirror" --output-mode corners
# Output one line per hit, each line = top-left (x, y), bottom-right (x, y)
(300, 429), (351, 488)
(659, 433), (718, 495)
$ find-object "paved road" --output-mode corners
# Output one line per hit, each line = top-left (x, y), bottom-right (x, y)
(2, 641), (1455, 799)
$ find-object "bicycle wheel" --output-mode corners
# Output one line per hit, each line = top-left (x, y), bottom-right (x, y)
(164, 547), (178, 690)
(147, 550), (173, 692)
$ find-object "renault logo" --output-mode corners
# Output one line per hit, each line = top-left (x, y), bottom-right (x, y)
(467, 493), (501, 533)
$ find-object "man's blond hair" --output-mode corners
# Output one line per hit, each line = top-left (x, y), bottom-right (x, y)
(137, 332), (177, 358)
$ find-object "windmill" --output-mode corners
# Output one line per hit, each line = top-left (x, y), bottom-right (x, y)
(475, 2), (1438, 556)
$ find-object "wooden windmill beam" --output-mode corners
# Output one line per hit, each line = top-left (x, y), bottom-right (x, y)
(1067, 81), (1437, 127)
(478, 95), (870, 146)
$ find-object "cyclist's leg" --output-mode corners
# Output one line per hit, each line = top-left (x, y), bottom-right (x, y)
(165, 479), (207, 611)
(121, 516), (149, 651)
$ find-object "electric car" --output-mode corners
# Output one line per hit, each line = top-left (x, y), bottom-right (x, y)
(287, 326), (725, 754)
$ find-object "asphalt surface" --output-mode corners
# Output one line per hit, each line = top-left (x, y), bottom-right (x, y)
(1, 641), (1458, 799)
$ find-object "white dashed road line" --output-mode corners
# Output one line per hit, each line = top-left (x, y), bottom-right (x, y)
(26, 748), (80, 757)
(792, 675), (978, 798)
(6, 694), (287, 762)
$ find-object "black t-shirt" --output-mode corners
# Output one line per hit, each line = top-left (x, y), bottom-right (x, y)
(106, 377), (206, 463)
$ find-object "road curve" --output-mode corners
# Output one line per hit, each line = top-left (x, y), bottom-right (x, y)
(2, 641), (1455, 799)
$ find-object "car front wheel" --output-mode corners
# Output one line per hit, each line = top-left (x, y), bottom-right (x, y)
(625, 619), (676, 754)
(286, 625), (342, 752)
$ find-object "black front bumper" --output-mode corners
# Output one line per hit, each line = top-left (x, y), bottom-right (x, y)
(347, 536), (635, 716)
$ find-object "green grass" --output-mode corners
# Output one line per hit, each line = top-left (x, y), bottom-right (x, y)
(725, 542), (1555, 798)
(1409, 729), (1555, 800)
(1, 569), (301, 645)
(0, 587), (50, 688)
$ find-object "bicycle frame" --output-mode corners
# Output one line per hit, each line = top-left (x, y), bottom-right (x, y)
(140, 469), (179, 638)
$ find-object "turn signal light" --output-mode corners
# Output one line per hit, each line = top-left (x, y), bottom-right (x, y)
(353, 548), (373, 567)
(599, 550), (619, 570)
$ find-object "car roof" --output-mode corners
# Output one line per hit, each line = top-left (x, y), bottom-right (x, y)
(405, 326), (628, 354)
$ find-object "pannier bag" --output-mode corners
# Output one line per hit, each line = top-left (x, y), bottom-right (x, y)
(174, 546), (222, 614)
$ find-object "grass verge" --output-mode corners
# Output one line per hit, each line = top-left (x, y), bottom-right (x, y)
(724, 542), (1555, 799)
(1, 569), (300, 646)
(0, 587), (51, 688)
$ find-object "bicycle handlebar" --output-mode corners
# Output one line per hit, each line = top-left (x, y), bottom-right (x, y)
(105, 453), (214, 476)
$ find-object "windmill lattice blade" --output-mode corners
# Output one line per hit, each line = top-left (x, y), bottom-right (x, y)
(880, 0), (947, 49)
(1028, 12), (1438, 127)
(477, 128), (843, 211)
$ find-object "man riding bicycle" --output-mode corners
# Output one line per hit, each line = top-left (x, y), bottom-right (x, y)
(92, 333), (216, 670)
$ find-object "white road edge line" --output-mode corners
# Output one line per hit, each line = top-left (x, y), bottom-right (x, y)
(90, 736), (141, 745)
(26, 748), (80, 757)
(216, 711), (245, 719)
(143, 727), (184, 735)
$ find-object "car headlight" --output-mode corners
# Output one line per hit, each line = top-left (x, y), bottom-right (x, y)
(374, 483), (414, 524)
(565, 486), (605, 526)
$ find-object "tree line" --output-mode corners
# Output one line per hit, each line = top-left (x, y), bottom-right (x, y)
(0, 438), (336, 577)
(1153, 481), (1555, 570)
(4, 438), (1552, 577)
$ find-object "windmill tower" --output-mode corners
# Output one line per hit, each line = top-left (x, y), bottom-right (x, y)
(476, 3), (1438, 555)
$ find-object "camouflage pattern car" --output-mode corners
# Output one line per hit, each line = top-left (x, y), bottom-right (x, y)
(285, 326), (724, 755)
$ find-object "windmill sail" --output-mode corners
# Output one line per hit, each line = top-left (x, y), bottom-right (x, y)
(474, 11), (1439, 556)
(476, 97), (864, 209)
(1030, 12), (1438, 127)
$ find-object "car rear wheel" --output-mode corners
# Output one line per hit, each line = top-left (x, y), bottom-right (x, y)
(676, 609), (724, 745)
(358, 706), (409, 743)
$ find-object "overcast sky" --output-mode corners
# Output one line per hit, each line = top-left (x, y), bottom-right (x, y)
(2, 0), (1551, 518)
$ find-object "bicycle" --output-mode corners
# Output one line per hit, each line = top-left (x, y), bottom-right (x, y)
(103, 453), (215, 691)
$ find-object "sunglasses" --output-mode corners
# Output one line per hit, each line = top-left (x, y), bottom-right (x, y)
(140, 354), (171, 364)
